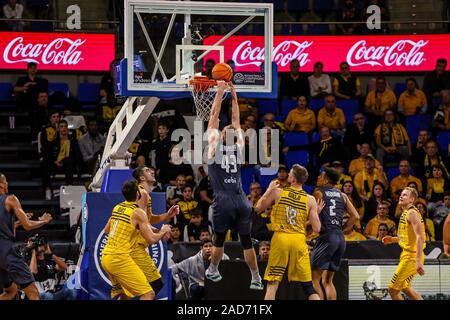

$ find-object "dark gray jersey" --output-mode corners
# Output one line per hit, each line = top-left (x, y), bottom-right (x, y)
(319, 187), (345, 233)
(0, 194), (15, 241)
(208, 143), (243, 194)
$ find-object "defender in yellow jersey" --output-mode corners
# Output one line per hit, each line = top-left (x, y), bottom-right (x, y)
(132, 166), (179, 296)
(382, 187), (425, 300)
(256, 164), (322, 300)
(101, 180), (171, 300)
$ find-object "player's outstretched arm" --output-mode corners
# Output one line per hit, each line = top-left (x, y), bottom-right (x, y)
(229, 83), (240, 130)
(307, 195), (321, 234)
(342, 193), (360, 233)
(150, 205), (180, 224)
(408, 209), (425, 275)
(207, 80), (227, 131)
(133, 208), (171, 245)
(6, 195), (52, 231)
(444, 214), (450, 256)
(255, 180), (280, 214)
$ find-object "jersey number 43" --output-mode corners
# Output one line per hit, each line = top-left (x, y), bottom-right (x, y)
(221, 154), (237, 173)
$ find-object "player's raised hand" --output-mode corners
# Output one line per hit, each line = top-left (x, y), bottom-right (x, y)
(39, 213), (53, 224)
(267, 179), (280, 191)
(160, 224), (171, 234)
(381, 236), (393, 245)
(216, 80), (228, 92)
(167, 205), (180, 219)
(317, 198), (325, 213)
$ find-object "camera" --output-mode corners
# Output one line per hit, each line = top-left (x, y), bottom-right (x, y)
(27, 234), (48, 250)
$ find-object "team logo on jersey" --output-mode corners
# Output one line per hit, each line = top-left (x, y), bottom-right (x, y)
(93, 231), (166, 286)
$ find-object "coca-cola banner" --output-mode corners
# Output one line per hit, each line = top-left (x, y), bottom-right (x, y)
(0, 32), (115, 71)
(204, 35), (450, 72)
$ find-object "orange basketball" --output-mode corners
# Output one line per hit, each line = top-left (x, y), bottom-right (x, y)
(211, 63), (233, 82)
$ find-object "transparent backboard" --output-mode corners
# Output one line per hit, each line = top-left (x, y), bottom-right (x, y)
(123, 0), (273, 96)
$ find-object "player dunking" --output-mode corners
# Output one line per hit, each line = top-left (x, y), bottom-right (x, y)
(311, 167), (360, 300)
(0, 173), (53, 300)
(382, 187), (425, 300)
(255, 164), (322, 300)
(204, 81), (263, 290)
(101, 180), (171, 300)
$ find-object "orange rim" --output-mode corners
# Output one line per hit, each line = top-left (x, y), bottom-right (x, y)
(189, 76), (217, 87)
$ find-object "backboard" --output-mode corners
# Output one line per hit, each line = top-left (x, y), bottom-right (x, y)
(121, 0), (275, 98)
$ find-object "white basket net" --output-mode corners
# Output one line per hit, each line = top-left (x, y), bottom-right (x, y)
(189, 79), (228, 121)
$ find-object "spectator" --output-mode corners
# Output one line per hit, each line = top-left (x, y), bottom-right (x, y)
(376, 223), (389, 241)
(364, 183), (391, 223)
(398, 77), (428, 117)
(199, 229), (211, 241)
(272, 165), (290, 188)
(348, 143), (381, 177)
(78, 119), (106, 174)
(426, 164), (450, 203)
(341, 180), (365, 228)
(279, 59), (310, 100)
(390, 160), (423, 201)
(260, 126), (285, 167)
(41, 120), (79, 199)
(247, 182), (262, 207)
(170, 238), (228, 300)
(251, 207), (273, 242)
(364, 202), (396, 240)
(148, 121), (174, 186)
(431, 89), (450, 131)
(343, 113), (374, 159)
(203, 59), (215, 79)
(317, 94), (346, 139)
(284, 96), (316, 133)
(343, 216), (367, 241)
(242, 114), (257, 131)
(335, 1), (359, 35)
(308, 61), (332, 99)
(433, 191), (450, 240)
(38, 111), (60, 159)
(333, 62), (361, 100)
(30, 91), (50, 136)
(423, 58), (450, 108)
(166, 144), (194, 186)
(416, 198), (435, 241)
(99, 61), (115, 105)
(29, 241), (75, 300)
(311, 126), (347, 168)
(257, 241), (270, 261)
(177, 185), (199, 226)
(198, 175), (213, 217)
(167, 174), (187, 207)
(332, 161), (352, 190)
(353, 154), (388, 201)
(261, 112), (284, 131)
(186, 210), (211, 242)
(417, 140), (450, 183)
(373, 109), (411, 165)
(14, 62), (49, 110)
(168, 223), (183, 244)
(365, 77), (396, 123)
(2, 0), (24, 31)
(411, 129), (431, 165)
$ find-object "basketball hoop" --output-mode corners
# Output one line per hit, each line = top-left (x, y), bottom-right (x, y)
(189, 76), (228, 121)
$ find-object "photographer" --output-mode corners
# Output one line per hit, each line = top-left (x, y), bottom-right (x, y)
(28, 237), (75, 300)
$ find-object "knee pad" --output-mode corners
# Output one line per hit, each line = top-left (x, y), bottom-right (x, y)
(150, 278), (164, 296)
(213, 232), (226, 247)
(239, 234), (253, 250)
(301, 281), (316, 297)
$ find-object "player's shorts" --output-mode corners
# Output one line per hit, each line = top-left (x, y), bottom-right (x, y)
(130, 245), (161, 283)
(264, 232), (311, 282)
(101, 253), (152, 299)
(311, 231), (346, 272)
(0, 240), (35, 288)
(211, 192), (252, 235)
(389, 250), (424, 291)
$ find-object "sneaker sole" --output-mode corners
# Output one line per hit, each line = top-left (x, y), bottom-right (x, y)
(206, 274), (222, 282)
(250, 283), (264, 290)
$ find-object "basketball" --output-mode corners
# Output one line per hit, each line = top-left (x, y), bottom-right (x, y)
(211, 63), (233, 82)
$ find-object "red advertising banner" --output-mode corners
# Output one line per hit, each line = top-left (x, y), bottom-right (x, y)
(204, 35), (450, 73)
(0, 32), (115, 71)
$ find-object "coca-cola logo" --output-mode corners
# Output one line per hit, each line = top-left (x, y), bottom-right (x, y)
(232, 40), (313, 68)
(3, 37), (86, 65)
(347, 39), (429, 67)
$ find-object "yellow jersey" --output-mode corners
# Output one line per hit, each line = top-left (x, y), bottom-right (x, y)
(102, 201), (140, 255)
(270, 186), (309, 234)
(135, 185), (153, 247)
(397, 206), (426, 252)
